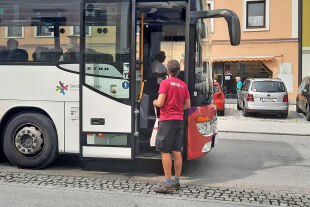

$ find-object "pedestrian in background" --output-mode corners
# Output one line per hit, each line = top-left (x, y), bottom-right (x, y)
(153, 60), (191, 193)
(236, 77), (242, 94)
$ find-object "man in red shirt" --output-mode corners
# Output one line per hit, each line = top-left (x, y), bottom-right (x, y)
(153, 60), (191, 193)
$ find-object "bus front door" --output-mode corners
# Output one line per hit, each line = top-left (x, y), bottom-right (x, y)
(80, 0), (136, 159)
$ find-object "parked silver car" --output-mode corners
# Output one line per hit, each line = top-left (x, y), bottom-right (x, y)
(237, 78), (289, 118)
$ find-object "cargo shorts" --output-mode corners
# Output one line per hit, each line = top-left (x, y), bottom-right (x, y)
(155, 120), (184, 153)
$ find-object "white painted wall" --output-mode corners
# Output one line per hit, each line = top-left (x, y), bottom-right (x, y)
(292, 0), (299, 38)
(302, 48), (310, 78)
(278, 62), (293, 93)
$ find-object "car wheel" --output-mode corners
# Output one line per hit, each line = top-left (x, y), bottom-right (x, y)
(296, 99), (302, 113)
(237, 101), (242, 110)
(218, 110), (224, 116)
(306, 105), (310, 121)
(243, 103), (249, 117)
(280, 112), (288, 119)
(3, 112), (58, 169)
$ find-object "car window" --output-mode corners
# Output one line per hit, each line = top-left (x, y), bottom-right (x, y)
(300, 78), (307, 90)
(245, 81), (251, 91)
(241, 81), (246, 90)
(251, 81), (286, 93)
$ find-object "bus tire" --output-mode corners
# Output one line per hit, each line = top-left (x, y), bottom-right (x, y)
(0, 147), (5, 162)
(3, 112), (58, 169)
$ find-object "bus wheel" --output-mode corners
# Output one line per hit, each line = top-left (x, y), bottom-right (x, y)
(3, 112), (58, 169)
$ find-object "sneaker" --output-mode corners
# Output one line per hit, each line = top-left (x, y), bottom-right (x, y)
(172, 182), (180, 190)
(154, 183), (174, 193)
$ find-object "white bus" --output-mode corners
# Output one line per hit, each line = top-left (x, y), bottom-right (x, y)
(0, 0), (240, 168)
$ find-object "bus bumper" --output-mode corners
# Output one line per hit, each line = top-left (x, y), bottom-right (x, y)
(187, 105), (217, 160)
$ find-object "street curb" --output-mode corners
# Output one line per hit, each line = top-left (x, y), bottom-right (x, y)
(0, 181), (265, 207)
(218, 130), (310, 137)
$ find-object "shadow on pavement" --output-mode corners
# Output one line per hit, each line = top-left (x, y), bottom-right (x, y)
(182, 138), (304, 185)
(0, 137), (304, 186)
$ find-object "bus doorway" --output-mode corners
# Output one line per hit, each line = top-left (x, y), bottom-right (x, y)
(135, 2), (187, 158)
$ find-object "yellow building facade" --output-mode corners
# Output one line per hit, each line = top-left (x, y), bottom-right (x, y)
(302, 0), (310, 78)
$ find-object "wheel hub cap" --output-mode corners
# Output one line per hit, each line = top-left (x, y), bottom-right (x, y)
(15, 126), (43, 155)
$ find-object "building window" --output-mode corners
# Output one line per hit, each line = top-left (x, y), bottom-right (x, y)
(246, 1), (265, 28)
(35, 26), (53, 37)
(6, 26), (24, 38)
(243, 0), (269, 32)
(72, 26), (91, 36)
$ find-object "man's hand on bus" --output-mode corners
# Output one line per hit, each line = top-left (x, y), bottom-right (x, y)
(183, 98), (191, 110)
(153, 94), (166, 108)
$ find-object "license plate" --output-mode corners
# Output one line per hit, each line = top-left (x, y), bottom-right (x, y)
(261, 98), (277, 102)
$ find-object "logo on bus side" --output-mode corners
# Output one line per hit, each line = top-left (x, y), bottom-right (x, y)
(56, 81), (69, 95)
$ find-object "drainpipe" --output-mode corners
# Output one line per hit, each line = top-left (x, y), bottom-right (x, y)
(298, 0), (302, 85)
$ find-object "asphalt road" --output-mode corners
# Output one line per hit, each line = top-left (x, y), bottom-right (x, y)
(0, 132), (309, 206)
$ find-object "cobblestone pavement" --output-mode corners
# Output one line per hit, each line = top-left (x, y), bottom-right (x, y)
(0, 172), (309, 206)
(217, 104), (308, 123)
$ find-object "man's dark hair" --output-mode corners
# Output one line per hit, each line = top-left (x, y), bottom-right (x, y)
(167, 60), (180, 77)
(155, 51), (166, 63)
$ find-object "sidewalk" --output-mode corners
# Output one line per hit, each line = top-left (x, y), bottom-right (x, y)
(218, 104), (310, 136)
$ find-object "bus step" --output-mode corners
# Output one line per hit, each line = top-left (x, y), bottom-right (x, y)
(135, 151), (162, 159)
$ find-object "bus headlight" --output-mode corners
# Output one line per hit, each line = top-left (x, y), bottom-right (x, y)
(196, 117), (217, 136)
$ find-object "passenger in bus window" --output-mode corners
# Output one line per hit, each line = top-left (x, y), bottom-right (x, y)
(7, 39), (28, 62)
(153, 60), (191, 193)
(151, 51), (167, 84)
(33, 46), (50, 62)
(60, 42), (79, 63)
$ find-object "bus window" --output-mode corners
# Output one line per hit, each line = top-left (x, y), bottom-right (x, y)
(0, 1), (80, 65)
(160, 25), (185, 72)
(83, 1), (132, 100)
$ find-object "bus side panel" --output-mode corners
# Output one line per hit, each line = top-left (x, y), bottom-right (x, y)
(0, 65), (80, 154)
(65, 102), (80, 153)
(187, 105), (217, 160)
(0, 101), (65, 153)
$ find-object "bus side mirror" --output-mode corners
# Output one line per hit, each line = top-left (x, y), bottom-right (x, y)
(190, 9), (241, 46)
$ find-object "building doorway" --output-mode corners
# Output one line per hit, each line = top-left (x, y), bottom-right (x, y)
(213, 61), (272, 98)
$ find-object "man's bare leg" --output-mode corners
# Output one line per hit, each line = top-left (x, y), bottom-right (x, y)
(161, 152), (172, 179)
(172, 151), (182, 177)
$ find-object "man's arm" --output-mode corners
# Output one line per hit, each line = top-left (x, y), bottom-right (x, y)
(153, 94), (166, 108)
(183, 98), (191, 110)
